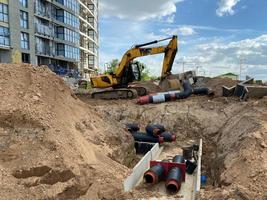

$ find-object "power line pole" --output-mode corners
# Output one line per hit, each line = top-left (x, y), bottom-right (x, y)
(239, 57), (246, 81)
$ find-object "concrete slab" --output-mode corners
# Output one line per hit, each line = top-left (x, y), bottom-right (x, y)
(124, 143), (164, 192)
(234, 84), (246, 98)
(222, 85), (236, 97)
(244, 85), (267, 99)
(193, 139), (203, 200)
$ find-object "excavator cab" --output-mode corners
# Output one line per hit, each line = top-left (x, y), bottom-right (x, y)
(120, 61), (142, 87)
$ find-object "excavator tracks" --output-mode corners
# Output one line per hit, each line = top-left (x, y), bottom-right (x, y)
(91, 88), (138, 100)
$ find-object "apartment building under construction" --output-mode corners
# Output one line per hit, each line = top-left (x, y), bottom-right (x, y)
(0, 0), (99, 78)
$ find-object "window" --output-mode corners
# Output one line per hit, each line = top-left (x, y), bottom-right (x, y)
(20, 0), (28, 8)
(56, 9), (64, 22)
(56, 43), (65, 56)
(36, 37), (51, 55)
(55, 26), (79, 44)
(21, 32), (29, 49)
(89, 4), (94, 12)
(22, 53), (30, 63)
(56, 27), (64, 39)
(88, 55), (94, 65)
(0, 26), (9, 46)
(55, 10), (79, 29)
(20, 11), (28, 29)
(56, 0), (79, 14)
(56, 43), (79, 60)
(0, 3), (8, 23)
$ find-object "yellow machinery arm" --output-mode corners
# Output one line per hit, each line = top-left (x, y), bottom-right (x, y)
(115, 35), (178, 80)
(90, 35), (178, 94)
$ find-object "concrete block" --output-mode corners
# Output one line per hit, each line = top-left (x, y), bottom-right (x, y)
(244, 85), (267, 99)
(234, 84), (246, 98)
(124, 143), (163, 192)
(192, 139), (203, 200)
(135, 142), (155, 155)
(222, 85), (236, 97)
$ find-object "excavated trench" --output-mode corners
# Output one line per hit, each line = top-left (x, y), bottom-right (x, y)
(91, 96), (266, 199)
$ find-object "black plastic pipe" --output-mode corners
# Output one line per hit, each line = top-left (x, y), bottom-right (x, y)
(132, 132), (164, 144)
(144, 164), (165, 184)
(165, 167), (182, 193)
(172, 155), (185, 163)
(161, 132), (176, 142)
(126, 123), (140, 133)
(182, 146), (193, 160)
(193, 88), (210, 95)
(145, 124), (166, 137)
(175, 80), (192, 99)
(165, 155), (185, 193)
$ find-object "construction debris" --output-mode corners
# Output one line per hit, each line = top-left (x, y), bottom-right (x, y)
(222, 77), (267, 99)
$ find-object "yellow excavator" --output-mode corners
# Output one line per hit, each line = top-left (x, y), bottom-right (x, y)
(91, 35), (180, 99)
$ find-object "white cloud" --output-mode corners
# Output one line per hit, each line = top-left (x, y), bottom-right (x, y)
(161, 26), (196, 36)
(176, 35), (267, 79)
(216, 0), (241, 17)
(99, 0), (184, 21)
(165, 14), (175, 23)
(178, 26), (196, 36)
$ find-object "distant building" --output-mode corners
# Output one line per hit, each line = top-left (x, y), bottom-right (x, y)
(217, 73), (238, 80)
(0, 0), (99, 79)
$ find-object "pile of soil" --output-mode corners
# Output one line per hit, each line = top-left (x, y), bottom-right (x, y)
(0, 64), (135, 200)
(130, 80), (163, 94)
(196, 77), (238, 97)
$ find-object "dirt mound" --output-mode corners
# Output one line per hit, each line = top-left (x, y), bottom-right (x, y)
(196, 77), (237, 97)
(0, 64), (135, 200)
(130, 80), (163, 94)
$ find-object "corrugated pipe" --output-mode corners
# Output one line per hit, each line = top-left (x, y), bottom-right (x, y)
(145, 124), (166, 137)
(165, 155), (184, 193)
(132, 132), (164, 144)
(144, 164), (165, 184)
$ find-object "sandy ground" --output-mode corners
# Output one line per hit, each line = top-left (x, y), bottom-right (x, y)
(0, 64), (266, 200)
(0, 64), (134, 200)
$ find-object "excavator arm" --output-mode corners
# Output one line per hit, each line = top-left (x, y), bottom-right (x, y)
(115, 35), (178, 80)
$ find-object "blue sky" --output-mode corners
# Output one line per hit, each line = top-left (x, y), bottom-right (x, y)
(99, 0), (267, 80)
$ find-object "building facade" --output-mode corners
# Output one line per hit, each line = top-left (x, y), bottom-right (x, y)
(0, 0), (99, 78)
(217, 73), (238, 80)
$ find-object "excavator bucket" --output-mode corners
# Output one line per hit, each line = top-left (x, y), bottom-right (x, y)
(159, 78), (182, 91)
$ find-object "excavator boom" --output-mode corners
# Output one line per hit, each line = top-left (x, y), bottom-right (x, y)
(115, 35), (178, 79)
